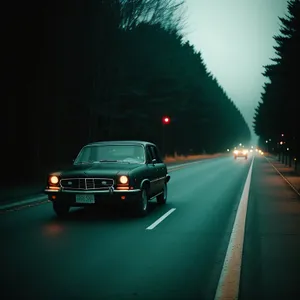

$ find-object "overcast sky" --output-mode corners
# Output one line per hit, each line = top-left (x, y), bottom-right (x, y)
(184, 0), (289, 144)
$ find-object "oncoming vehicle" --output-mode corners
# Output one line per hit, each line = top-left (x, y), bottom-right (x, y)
(45, 141), (170, 217)
(233, 147), (248, 159)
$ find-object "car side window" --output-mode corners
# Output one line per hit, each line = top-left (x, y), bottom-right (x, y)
(150, 146), (162, 163)
(153, 146), (163, 163)
(145, 146), (154, 163)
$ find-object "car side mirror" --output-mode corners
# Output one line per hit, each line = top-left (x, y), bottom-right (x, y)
(152, 159), (157, 165)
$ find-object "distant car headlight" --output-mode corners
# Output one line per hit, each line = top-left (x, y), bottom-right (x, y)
(119, 175), (129, 184)
(49, 175), (59, 185)
(234, 150), (238, 154)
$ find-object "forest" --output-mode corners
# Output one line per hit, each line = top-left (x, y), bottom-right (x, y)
(3, 0), (251, 186)
(254, 0), (300, 166)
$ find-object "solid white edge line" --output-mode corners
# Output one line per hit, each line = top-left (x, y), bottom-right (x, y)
(0, 195), (48, 210)
(168, 159), (206, 167)
(146, 208), (176, 230)
(266, 157), (300, 197)
(214, 157), (254, 300)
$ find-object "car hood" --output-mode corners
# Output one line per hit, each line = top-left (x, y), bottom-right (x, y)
(59, 162), (141, 178)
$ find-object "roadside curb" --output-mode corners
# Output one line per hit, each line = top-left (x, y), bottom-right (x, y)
(167, 159), (207, 172)
(0, 194), (49, 212)
(266, 157), (300, 197)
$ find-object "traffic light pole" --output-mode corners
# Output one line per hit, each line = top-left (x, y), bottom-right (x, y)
(162, 124), (166, 157)
(161, 116), (170, 157)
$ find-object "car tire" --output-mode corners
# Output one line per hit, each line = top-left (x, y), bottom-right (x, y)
(245, 156), (248, 160)
(53, 202), (70, 217)
(157, 183), (167, 204)
(234, 156), (237, 159)
(135, 188), (148, 217)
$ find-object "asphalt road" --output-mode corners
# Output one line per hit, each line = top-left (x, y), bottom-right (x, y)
(1, 154), (300, 300)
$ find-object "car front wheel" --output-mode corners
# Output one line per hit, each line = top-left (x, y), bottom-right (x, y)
(157, 183), (167, 204)
(135, 188), (148, 217)
(53, 201), (70, 217)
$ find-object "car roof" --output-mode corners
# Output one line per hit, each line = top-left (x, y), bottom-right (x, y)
(85, 140), (155, 147)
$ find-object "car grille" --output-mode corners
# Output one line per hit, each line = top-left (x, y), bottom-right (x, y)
(60, 178), (114, 190)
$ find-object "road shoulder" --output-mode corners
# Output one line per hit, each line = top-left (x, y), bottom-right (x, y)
(239, 156), (300, 299)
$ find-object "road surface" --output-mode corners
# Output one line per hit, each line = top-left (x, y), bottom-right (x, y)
(1, 154), (300, 299)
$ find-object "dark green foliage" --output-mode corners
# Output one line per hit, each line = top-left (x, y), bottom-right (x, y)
(253, 0), (300, 153)
(3, 0), (250, 185)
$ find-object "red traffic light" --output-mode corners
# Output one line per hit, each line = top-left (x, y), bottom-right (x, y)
(162, 116), (170, 124)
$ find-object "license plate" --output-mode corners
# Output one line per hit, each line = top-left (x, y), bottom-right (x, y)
(75, 194), (95, 204)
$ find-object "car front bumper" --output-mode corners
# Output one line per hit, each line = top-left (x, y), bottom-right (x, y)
(45, 187), (141, 206)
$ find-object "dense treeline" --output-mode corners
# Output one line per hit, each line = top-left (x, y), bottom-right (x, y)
(3, 0), (250, 186)
(254, 0), (300, 159)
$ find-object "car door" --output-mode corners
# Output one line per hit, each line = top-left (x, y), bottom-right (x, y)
(150, 145), (167, 193)
(145, 145), (159, 197)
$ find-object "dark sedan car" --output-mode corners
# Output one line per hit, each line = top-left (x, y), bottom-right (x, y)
(45, 141), (170, 217)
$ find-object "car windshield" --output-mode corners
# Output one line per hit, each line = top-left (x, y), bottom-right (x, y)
(74, 144), (145, 164)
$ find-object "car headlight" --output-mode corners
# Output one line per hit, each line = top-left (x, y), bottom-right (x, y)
(119, 175), (129, 184)
(234, 150), (238, 154)
(49, 175), (59, 185)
